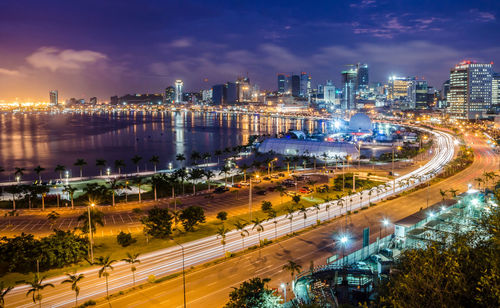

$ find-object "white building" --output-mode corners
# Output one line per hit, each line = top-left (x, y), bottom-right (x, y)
(324, 80), (335, 105)
(175, 80), (184, 103)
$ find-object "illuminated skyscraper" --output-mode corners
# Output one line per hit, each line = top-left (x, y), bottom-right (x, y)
(175, 80), (184, 103)
(299, 72), (311, 97)
(341, 68), (357, 110)
(164, 86), (175, 104)
(291, 75), (300, 97)
(448, 61), (493, 119)
(356, 63), (369, 89)
(408, 80), (428, 109)
(492, 73), (500, 106)
(49, 90), (58, 105)
(277, 74), (286, 94)
(323, 80), (335, 105)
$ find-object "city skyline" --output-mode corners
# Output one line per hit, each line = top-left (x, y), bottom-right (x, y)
(0, 0), (499, 101)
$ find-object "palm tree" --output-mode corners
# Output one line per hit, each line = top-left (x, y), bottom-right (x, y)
(285, 206), (295, 234)
(149, 155), (160, 173)
(25, 275), (54, 308)
(291, 195), (301, 207)
(474, 177), (484, 190)
(239, 163), (251, 182)
(251, 217), (265, 247)
(325, 201), (331, 220)
(77, 207), (104, 234)
(96, 159), (107, 176)
(219, 165), (231, 187)
(267, 210), (279, 239)
(54, 165), (66, 180)
(0, 281), (13, 308)
(234, 220), (249, 249)
(175, 168), (188, 195)
(204, 170), (215, 191)
(171, 209), (182, 230)
(275, 185), (287, 205)
(312, 203), (321, 222)
(131, 177), (143, 202)
(202, 152), (211, 166)
(61, 273), (84, 307)
(189, 168), (204, 195)
(176, 153), (186, 168)
(14, 167), (25, 182)
(131, 155), (142, 173)
(114, 160), (126, 175)
(298, 206), (308, 228)
(448, 188), (458, 198)
(47, 211), (60, 229)
(95, 255), (116, 300)
(63, 185), (77, 209)
(214, 150), (223, 165)
(108, 179), (120, 206)
(74, 159), (87, 178)
(190, 151), (201, 165)
(216, 225), (230, 256)
(439, 189), (448, 201)
(122, 252), (141, 286)
(368, 187), (376, 206)
(5, 185), (22, 210)
(282, 260), (302, 282)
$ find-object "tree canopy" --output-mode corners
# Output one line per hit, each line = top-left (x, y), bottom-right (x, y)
(225, 277), (282, 308)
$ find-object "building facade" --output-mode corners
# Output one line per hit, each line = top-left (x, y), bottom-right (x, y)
(341, 68), (357, 110)
(448, 61), (493, 119)
(49, 90), (58, 105)
(175, 80), (184, 103)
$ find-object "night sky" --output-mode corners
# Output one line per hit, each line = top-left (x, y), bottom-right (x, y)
(0, 0), (499, 101)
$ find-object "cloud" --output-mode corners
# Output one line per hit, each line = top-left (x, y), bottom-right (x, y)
(169, 38), (193, 48)
(350, 0), (376, 8)
(352, 15), (443, 38)
(0, 68), (21, 77)
(26, 47), (107, 72)
(469, 9), (495, 22)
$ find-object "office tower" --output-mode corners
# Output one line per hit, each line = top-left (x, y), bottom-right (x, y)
(356, 63), (369, 89)
(225, 82), (237, 104)
(291, 75), (300, 97)
(277, 74), (286, 94)
(299, 72), (311, 97)
(408, 80), (428, 109)
(89, 97), (97, 105)
(442, 80), (450, 100)
(341, 67), (357, 110)
(164, 86), (175, 104)
(49, 90), (58, 105)
(175, 80), (183, 103)
(493, 73), (500, 106)
(212, 84), (224, 105)
(388, 76), (413, 100)
(236, 77), (251, 103)
(448, 61), (493, 119)
(201, 89), (212, 102)
(323, 80), (335, 105)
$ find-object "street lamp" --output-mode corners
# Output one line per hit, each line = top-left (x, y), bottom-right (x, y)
(392, 145), (402, 193)
(340, 235), (349, 266)
(173, 241), (187, 308)
(88, 203), (95, 263)
(357, 141), (362, 169)
(106, 168), (111, 177)
(249, 174), (259, 220)
(380, 219), (390, 238)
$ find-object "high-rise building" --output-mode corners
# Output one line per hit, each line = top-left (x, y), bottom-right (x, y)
(341, 67), (357, 110)
(356, 63), (369, 89)
(49, 90), (58, 105)
(89, 97), (97, 105)
(291, 75), (301, 97)
(492, 73), (500, 106)
(323, 80), (335, 105)
(448, 61), (493, 119)
(236, 77), (251, 103)
(388, 76), (413, 100)
(442, 80), (450, 101)
(408, 80), (428, 109)
(212, 84), (224, 105)
(175, 80), (183, 103)
(299, 72), (311, 97)
(277, 74), (286, 94)
(225, 82), (237, 104)
(164, 86), (175, 104)
(201, 89), (212, 103)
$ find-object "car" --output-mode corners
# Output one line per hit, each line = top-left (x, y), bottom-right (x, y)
(240, 181), (250, 186)
(214, 186), (229, 194)
(368, 254), (382, 263)
(263, 176), (271, 181)
(352, 261), (369, 270)
(271, 174), (279, 179)
(299, 188), (311, 194)
(278, 173), (285, 177)
(380, 248), (393, 258)
(232, 183), (242, 188)
(256, 190), (267, 195)
(267, 186), (276, 192)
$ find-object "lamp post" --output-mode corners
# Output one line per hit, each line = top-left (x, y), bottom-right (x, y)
(88, 203), (95, 263)
(174, 241), (187, 308)
(357, 141), (362, 169)
(380, 219), (389, 238)
(340, 236), (348, 266)
(392, 145), (401, 194)
(249, 174), (259, 220)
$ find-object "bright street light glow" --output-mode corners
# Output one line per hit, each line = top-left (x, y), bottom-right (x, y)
(340, 236), (348, 244)
(383, 219), (389, 226)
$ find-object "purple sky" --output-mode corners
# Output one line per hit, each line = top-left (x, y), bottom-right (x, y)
(0, 0), (499, 101)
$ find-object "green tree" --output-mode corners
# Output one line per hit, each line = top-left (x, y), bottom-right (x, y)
(214, 150), (223, 165)
(261, 201), (273, 214)
(122, 252), (141, 286)
(130, 177), (143, 202)
(291, 195), (301, 206)
(25, 275), (54, 308)
(189, 168), (205, 195)
(63, 185), (77, 209)
(180, 206), (206, 231)
(204, 170), (215, 191)
(61, 273), (84, 307)
(190, 151), (201, 165)
(116, 231), (136, 247)
(47, 211), (60, 229)
(224, 277), (281, 308)
(141, 207), (173, 238)
(74, 158), (87, 178)
(149, 155), (160, 173)
(176, 153), (186, 168)
(275, 185), (287, 205)
(14, 167), (26, 182)
(217, 211), (228, 223)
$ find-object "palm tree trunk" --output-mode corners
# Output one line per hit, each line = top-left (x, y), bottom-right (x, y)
(138, 185), (141, 202)
(112, 192), (115, 206)
(80, 168), (83, 178)
(106, 276), (109, 299)
(154, 165), (157, 173)
(154, 186), (157, 201)
(133, 271), (136, 286)
(42, 196), (45, 211)
(12, 196), (15, 210)
(71, 195), (74, 209)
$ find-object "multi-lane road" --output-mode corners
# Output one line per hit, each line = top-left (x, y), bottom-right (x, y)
(2, 127), (480, 307)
